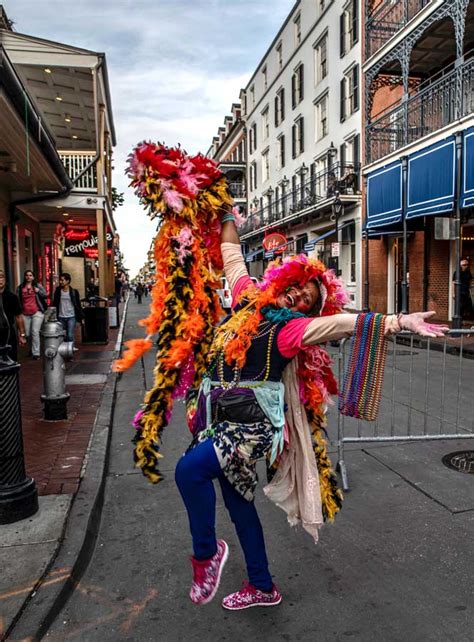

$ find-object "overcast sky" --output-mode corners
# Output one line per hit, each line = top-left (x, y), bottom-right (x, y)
(5, 0), (293, 276)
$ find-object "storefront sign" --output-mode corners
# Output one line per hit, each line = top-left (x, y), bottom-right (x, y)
(64, 229), (113, 258)
(262, 232), (287, 254)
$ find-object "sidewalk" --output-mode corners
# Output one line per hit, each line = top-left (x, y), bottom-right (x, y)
(0, 302), (127, 641)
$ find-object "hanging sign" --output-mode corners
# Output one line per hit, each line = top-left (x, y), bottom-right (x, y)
(262, 232), (287, 254)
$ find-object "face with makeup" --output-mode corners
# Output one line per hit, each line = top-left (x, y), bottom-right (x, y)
(276, 280), (321, 315)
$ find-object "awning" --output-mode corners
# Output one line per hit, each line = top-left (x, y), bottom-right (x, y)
(244, 248), (264, 263)
(366, 161), (402, 229)
(406, 136), (455, 219)
(304, 220), (354, 251)
(462, 126), (474, 209)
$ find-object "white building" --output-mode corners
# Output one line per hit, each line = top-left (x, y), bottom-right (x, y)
(241, 0), (362, 307)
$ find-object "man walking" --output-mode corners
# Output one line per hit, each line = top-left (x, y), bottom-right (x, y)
(453, 258), (473, 320)
(0, 270), (27, 361)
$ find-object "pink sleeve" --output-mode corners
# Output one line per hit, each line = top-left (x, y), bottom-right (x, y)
(232, 275), (253, 308)
(277, 318), (314, 358)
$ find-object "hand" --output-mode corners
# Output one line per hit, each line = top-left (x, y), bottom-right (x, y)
(18, 333), (27, 346)
(399, 311), (449, 338)
(34, 287), (39, 293)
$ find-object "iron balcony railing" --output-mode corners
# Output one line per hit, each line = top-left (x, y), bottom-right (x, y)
(366, 58), (474, 164)
(228, 181), (246, 199)
(240, 162), (360, 237)
(365, 0), (431, 59)
(59, 151), (97, 191)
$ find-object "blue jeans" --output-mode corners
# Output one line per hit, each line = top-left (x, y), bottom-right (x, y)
(58, 316), (76, 343)
(175, 439), (273, 591)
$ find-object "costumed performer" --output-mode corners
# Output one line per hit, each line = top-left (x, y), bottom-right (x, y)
(175, 211), (448, 610)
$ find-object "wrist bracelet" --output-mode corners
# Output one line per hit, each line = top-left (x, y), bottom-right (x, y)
(221, 213), (236, 224)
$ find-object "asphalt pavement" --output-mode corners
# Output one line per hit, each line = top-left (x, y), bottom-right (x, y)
(2, 300), (474, 641)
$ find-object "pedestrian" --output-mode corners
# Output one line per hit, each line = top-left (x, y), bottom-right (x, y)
(53, 273), (84, 345)
(16, 269), (47, 360)
(171, 214), (448, 610)
(453, 258), (472, 320)
(0, 270), (27, 361)
(136, 282), (144, 304)
(115, 273), (123, 306)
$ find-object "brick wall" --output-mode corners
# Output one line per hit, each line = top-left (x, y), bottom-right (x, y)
(367, 237), (388, 312)
(408, 232), (425, 313)
(427, 231), (451, 321)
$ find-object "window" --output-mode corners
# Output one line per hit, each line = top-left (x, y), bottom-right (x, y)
(294, 13), (301, 47)
(315, 95), (328, 141)
(250, 161), (257, 191)
(291, 64), (304, 109)
(296, 234), (308, 253)
(278, 135), (285, 169)
(274, 88), (285, 126)
(250, 84), (255, 107)
(249, 122), (257, 153)
(340, 0), (358, 57)
(340, 65), (359, 122)
(262, 66), (268, 91)
(262, 149), (270, 182)
(262, 107), (269, 140)
(314, 35), (328, 85)
(292, 117), (304, 158)
(315, 156), (328, 197)
(276, 42), (283, 70)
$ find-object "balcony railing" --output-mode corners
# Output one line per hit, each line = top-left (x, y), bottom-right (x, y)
(366, 58), (474, 164)
(366, 0), (431, 59)
(59, 151), (97, 191)
(228, 181), (246, 199)
(241, 163), (360, 237)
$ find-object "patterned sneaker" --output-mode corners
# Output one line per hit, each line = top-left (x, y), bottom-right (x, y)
(222, 581), (282, 610)
(189, 539), (229, 605)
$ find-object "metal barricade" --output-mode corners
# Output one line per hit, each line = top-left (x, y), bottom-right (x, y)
(333, 330), (474, 491)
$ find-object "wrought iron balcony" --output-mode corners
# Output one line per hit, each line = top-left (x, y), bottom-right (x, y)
(228, 181), (246, 199)
(240, 162), (360, 238)
(366, 58), (474, 164)
(366, 0), (431, 59)
(59, 151), (97, 191)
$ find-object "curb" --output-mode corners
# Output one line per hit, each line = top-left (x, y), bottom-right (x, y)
(5, 296), (130, 642)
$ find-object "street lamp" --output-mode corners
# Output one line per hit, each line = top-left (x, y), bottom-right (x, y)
(327, 141), (337, 169)
(281, 176), (289, 216)
(332, 190), (343, 276)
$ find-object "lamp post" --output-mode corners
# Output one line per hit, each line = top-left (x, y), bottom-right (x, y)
(327, 141), (337, 170)
(332, 191), (343, 276)
(299, 163), (308, 202)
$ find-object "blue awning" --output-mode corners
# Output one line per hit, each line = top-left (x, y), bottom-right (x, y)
(366, 161), (402, 229)
(462, 126), (474, 209)
(245, 248), (263, 263)
(406, 136), (455, 219)
(304, 220), (354, 251)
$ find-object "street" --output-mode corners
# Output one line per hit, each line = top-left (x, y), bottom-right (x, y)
(42, 300), (474, 642)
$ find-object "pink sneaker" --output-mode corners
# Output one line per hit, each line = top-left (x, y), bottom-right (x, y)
(189, 539), (229, 605)
(222, 581), (282, 610)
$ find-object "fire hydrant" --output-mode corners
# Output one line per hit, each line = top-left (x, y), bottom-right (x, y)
(40, 307), (74, 420)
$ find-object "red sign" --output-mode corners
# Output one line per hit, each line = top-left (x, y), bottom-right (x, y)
(44, 242), (53, 304)
(263, 232), (287, 254)
(64, 229), (90, 241)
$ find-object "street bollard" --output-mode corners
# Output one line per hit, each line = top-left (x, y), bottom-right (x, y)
(40, 307), (74, 420)
(0, 345), (38, 524)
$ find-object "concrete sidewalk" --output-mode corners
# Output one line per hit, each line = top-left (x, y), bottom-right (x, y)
(0, 300), (128, 641)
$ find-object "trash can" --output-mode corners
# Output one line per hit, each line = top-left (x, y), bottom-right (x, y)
(108, 296), (120, 329)
(81, 296), (109, 344)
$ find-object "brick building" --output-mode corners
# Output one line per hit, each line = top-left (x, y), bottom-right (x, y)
(363, 0), (474, 325)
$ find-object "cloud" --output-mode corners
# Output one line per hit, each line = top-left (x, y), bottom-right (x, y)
(5, 0), (293, 275)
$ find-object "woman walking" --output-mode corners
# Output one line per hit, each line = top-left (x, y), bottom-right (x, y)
(16, 270), (47, 359)
(53, 273), (83, 346)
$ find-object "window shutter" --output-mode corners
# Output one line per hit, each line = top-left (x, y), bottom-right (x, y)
(340, 142), (346, 170)
(292, 74), (296, 109)
(281, 88), (285, 121)
(292, 124), (296, 159)
(340, 13), (345, 57)
(299, 65), (304, 101)
(281, 135), (285, 167)
(274, 96), (279, 126)
(353, 65), (359, 112)
(340, 78), (346, 122)
(353, 134), (360, 168)
(352, 0), (359, 45)
(254, 124), (257, 149)
(300, 118), (304, 153)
